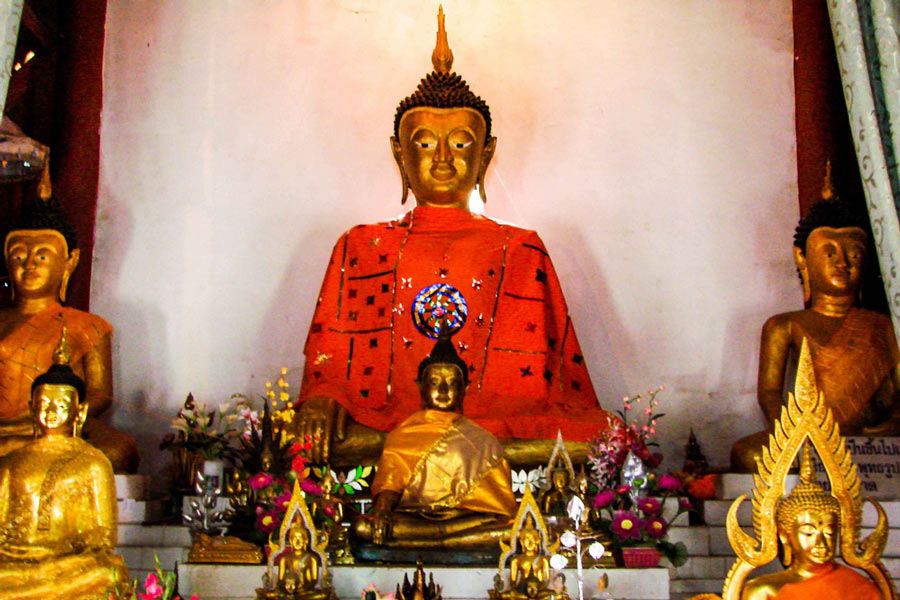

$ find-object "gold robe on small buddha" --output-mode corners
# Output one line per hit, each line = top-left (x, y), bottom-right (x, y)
(0, 435), (128, 599)
(372, 409), (517, 520)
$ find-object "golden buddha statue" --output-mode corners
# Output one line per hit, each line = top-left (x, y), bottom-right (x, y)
(492, 485), (567, 600)
(539, 466), (572, 517)
(351, 331), (517, 548)
(0, 197), (139, 473)
(731, 185), (900, 471)
(258, 480), (336, 600)
(0, 334), (130, 599)
(294, 7), (612, 469)
(689, 339), (895, 600)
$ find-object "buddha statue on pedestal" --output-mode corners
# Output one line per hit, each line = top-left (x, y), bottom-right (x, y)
(352, 331), (517, 549)
(0, 197), (139, 473)
(731, 191), (900, 471)
(0, 333), (130, 599)
(293, 7), (612, 469)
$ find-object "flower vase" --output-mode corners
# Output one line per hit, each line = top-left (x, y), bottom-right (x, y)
(202, 459), (225, 493)
(620, 546), (661, 568)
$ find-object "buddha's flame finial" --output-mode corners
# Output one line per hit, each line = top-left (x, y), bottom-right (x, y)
(431, 5), (453, 74)
(821, 159), (836, 201)
(38, 156), (51, 201)
(52, 325), (71, 366)
(798, 442), (817, 487)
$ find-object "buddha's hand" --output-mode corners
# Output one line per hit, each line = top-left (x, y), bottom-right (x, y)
(294, 395), (348, 464)
(371, 511), (393, 545)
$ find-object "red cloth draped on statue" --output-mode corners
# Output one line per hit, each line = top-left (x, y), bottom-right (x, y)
(299, 206), (610, 441)
(773, 564), (881, 599)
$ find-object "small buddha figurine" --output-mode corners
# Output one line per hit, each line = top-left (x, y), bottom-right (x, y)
(352, 331), (517, 548)
(539, 466), (572, 516)
(507, 518), (552, 598)
(294, 7), (612, 469)
(731, 189), (900, 471)
(0, 333), (130, 599)
(0, 197), (139, 472)
(741, 445), (881, 600)
(274, 522), (329, 600)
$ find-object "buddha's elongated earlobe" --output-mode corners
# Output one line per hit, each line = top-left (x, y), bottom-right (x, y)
(477, 136), (496, 204)
(391, 136), (410, 205)
(793, 247), (810, 303)
(59, 248), (80, 304)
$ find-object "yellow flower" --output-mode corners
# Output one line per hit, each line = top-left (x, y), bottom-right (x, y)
(280, 391), (290, 402)
(281, 367), (288, 376)
(265, 381), (272, 389)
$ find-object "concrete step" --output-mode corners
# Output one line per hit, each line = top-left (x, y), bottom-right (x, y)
(702, 499), (900, 528)
(118, 498), (165, 523)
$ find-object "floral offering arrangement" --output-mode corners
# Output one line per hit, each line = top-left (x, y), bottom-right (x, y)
(586, 387), (689, 567)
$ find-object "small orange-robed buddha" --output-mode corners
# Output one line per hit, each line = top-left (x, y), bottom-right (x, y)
(351, 331), (517, 548)
(294, 7), (612, 468)
(0, 198), (139, 473)
(731, 193), (900, 471)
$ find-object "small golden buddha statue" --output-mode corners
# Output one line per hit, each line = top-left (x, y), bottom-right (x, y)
(294, 7), (611, 470)
(351, 331), (517, 549)
(0, 197), (139, 472)
(0, 334), (130, 599)
(691, 339), (894, 600)
(492, 485), (567, 600)
(258, 480), (336, 600)
(539, 466), (572, 517)
(731, 180), (900, 471)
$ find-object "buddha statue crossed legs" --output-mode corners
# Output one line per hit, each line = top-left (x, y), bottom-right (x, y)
(352, 331), (517, 548)
(294, 7), (612, 470)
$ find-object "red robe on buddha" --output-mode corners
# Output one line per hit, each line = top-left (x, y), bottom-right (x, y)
(773, 564), (881, 599)
(300, 206), (611, 441)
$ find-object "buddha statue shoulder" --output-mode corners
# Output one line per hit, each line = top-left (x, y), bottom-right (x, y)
(294, 7), (612, 468)
(0, 197), (139, 473)
(351, 330), (517, 549)
(731, 192), (900, 471)
(0, 333), (129, 599)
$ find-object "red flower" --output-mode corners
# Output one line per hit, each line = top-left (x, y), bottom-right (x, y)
(657, 474), (682, 492)
(636, 497), (662, 515)
(249, 472), (274, 491)
(644, 516), (668, 539)
(594, 490), (616, 508)
(610, 510), (642, 540)
(686, 474), (717, 500)
(291, 453), (308, 474)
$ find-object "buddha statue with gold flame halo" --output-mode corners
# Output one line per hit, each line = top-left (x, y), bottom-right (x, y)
(293, 6), (613, 471)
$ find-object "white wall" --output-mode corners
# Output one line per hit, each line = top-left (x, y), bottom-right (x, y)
(94, 1), (798, 479)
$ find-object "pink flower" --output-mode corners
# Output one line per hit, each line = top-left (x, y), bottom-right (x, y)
(644, 516), (668, 539)
(256, 509), (281, 534)
(300, 479), (323, 495)
(679, 497), (694, 511)
(610, 510), (642, 540)
(593, 490), (616, 508)
(636, 497), (662, 515)
(273, 491), (292, 510)
(614, 484), (632, 496)
(249, 472), (274, 491)
(138, 572), (163, 600)
(657, 474), (682, 492)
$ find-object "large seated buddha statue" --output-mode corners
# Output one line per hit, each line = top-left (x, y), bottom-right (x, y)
(0, 333), (130, 599)
(0, 197), (139, 473)
(731, 192), (900, 472)
(294, 7), (612, 468)
(351, 331), (517, 549)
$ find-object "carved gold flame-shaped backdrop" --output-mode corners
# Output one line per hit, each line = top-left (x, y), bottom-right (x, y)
(716, 338), (895, 600)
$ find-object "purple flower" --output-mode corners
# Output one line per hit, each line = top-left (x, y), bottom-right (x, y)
(657, 474), (682, 492)
(614, 484), (632, 496)
(610, 510), (642, 540)
(594, 490), (616, 508)
(249, 472), (274, 491)
(644, 516), (668, 539)
(637, 497), (662, 515)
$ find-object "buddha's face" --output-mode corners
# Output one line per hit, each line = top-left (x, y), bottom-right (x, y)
(420, 363), (465, 411)
(393, 107), (493, 209)
(32, 383), (79, 436)
(785, 509), (837, 567)
(799, 227), (867, 298)
(5, 230), (78, 302)
(289, 526), (310, 552)
(551, 469), (568, 491)
(520, 529), (540, 554)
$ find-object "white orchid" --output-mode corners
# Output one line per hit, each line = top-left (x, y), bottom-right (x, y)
(511, 466), (547, 495)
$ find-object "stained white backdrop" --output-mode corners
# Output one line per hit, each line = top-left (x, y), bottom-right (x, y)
(93, 1), (798, 479)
